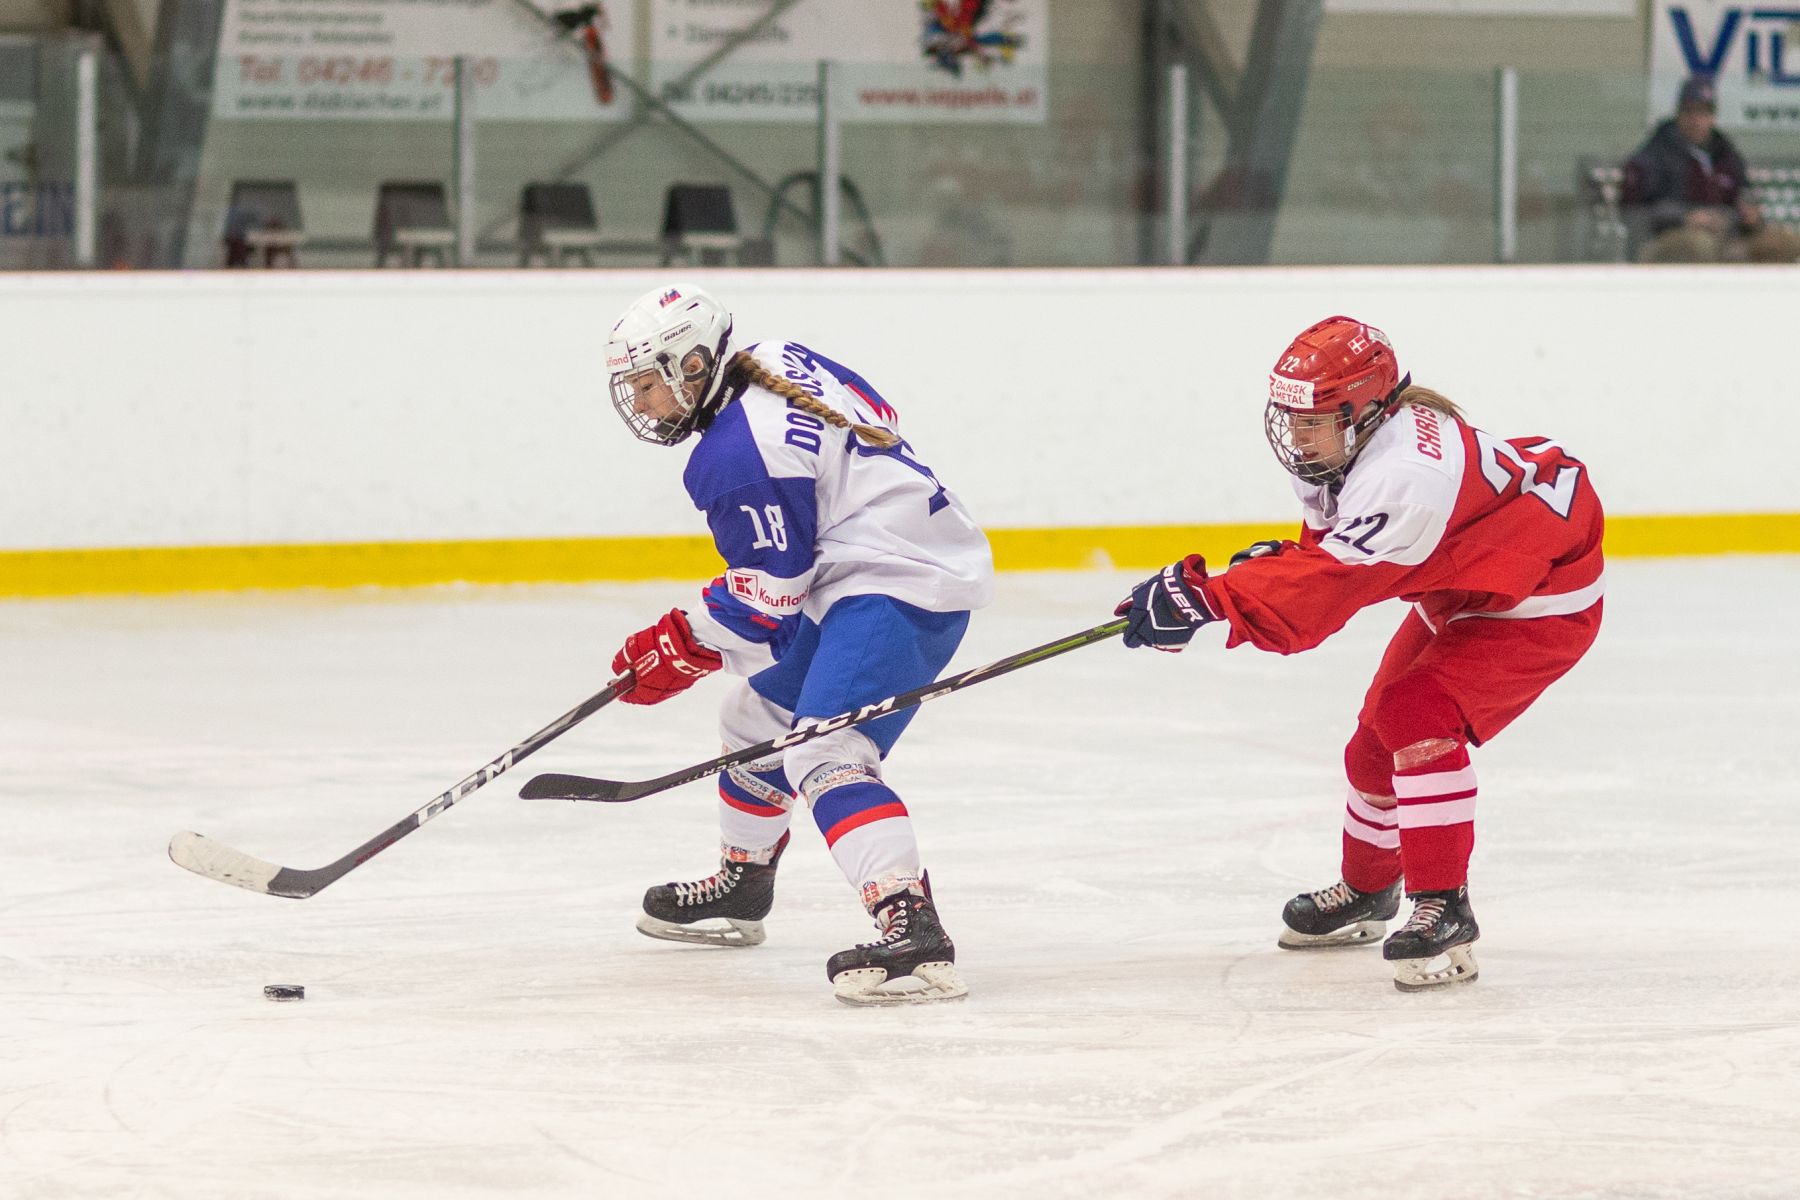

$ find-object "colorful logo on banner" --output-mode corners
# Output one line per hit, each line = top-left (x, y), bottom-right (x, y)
(920, 1), (1027, 76)
(1650, 3), (1800, 130)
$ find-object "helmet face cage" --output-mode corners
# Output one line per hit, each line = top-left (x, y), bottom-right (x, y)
(1263, 316), (1405, 487)
(604, 285), (733, 447)
(1265, 400), (1352, 486)
(1264, 371), (1411, 487)
(609, 344), (718, 446)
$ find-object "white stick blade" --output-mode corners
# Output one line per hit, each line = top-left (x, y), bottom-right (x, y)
(168, 831), (283, 894)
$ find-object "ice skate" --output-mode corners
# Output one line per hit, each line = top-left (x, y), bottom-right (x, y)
(1278, 878), (1402, 949)
(827, 885), (966, 1007)
(1383, 886), (1480, 992)
(637, 832), (788, 948)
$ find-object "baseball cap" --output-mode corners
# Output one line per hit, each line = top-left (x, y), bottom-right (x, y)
(1678, 75), (1716, 112)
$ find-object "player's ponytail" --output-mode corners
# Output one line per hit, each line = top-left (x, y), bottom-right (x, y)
(725, 351), (902, 449)
(1399, 384), (1467, 423)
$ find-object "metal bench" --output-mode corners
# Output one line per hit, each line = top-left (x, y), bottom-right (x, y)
(1578, 157), (1800, 261)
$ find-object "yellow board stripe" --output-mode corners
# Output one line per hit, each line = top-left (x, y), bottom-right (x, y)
(2, 514), (1796, 598)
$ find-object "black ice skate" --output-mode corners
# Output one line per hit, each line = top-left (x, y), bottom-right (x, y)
(636, 832), (789, 948)
(827, 885), (966, 1007)
(1278, 878), (1402, 949)
(1382, 886), (1480, 992)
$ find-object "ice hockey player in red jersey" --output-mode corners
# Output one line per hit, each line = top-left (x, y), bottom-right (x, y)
(1115, 316), (1603, 991)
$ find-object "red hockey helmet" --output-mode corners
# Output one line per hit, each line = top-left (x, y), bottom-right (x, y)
(1264, 315), (1410, 486)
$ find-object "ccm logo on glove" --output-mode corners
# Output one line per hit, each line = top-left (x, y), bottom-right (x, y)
(612, 608), (723, 705)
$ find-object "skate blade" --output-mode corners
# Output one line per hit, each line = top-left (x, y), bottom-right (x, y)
(635, 914), (766, 947)
(832, 961), (968, 1007)
(1391, 944), (1479, 992)
(1277, 919), (1386, 950)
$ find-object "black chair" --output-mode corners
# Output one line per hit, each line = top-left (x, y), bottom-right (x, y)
(374, 181), (456, 267)
(518, 182), (605, 267)
(223, 180), (305, 268)
(662, 183), (741, 266)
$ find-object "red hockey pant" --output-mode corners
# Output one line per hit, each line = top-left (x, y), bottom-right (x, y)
(1339, 602), (1602, 894)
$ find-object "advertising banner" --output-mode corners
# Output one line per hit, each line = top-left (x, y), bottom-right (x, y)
(213, 0), (635, 121)
(650, 0), (1048, 124)
(1327, 1), (1630, 11)
(1649, 2), (1800, 132)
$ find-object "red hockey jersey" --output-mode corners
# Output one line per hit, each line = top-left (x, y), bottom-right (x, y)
(1203, 403), (1605, 655)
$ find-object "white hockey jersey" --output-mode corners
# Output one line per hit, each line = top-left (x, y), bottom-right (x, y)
(681, 340), (994, 674)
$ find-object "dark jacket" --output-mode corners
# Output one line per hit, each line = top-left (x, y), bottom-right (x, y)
(1621, 119), (1754, 235)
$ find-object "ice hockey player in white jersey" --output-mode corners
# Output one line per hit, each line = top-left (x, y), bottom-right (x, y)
(599, 283), (993, 1006)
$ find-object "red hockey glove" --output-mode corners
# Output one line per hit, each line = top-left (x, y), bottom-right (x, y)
(1115, 553), (1221, 652)
(611, 608), (724, 706)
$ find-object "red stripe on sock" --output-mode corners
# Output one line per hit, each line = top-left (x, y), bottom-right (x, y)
(719, 789), (784, 817)
(1397, 787), (1478, 805)
(822, 801), (908, 847)
(1347, 808), (1396, 832)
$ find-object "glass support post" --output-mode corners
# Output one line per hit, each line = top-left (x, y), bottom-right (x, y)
(1495, 66), (1519, 263)
(454, 56), (477, 267)
(818, 60), (841, 266)
(74, 43), (97, 268)
(1166, 62), (1189, 266)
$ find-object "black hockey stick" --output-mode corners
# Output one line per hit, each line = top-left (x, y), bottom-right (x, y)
(168, 674), (633, 899)
(520, 618), (1129, 804)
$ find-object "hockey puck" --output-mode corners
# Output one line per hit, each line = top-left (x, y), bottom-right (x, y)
(263, 984), (305, 1002)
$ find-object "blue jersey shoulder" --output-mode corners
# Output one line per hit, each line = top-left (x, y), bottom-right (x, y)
(683, 398), (769, 512)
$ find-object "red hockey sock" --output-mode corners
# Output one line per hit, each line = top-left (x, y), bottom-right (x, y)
(1340, 723), (1401, 892)
(1393, 743), (1476, 892)
(1340, 788), (1402, 893)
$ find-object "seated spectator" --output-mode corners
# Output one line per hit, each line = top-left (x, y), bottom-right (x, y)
(1621, 75), (1800, 263)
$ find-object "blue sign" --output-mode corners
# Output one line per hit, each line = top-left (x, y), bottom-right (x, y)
(0, 181), (74, 239)
(1652, 3), (1800, 129)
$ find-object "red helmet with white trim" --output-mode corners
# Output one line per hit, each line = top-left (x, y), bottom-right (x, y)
(1264, 315), (1410, 486)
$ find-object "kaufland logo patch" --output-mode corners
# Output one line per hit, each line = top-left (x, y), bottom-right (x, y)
(1269, 373), (1314, 408)
(606, 351), (632, 370)
(726, 569), (804, 612)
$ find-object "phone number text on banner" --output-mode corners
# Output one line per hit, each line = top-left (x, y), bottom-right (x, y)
(651, 0), (1048, 124)
(213, 0), (634, 121)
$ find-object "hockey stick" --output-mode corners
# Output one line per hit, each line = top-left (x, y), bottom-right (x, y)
(168, 674), (633, 899)
(520, 617), (1129, 804)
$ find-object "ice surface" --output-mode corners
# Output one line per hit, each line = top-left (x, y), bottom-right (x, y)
(3, 562), (1798, 1199)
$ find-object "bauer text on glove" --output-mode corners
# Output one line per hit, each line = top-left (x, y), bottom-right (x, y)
(1115, 554), (1222, 651)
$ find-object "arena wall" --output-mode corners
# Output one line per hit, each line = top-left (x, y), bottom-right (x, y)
(3, 266), (1793, 595)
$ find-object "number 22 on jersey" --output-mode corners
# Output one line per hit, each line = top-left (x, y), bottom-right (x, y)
(1476, 431), (1582, 520)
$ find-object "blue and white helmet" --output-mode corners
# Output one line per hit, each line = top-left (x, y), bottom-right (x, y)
(604, 283), (735, 446)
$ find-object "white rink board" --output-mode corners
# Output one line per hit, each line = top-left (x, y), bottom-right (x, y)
(3, 266), (1795, 552)
(3, 560), (1799, 1199)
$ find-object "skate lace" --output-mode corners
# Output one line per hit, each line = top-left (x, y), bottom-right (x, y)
(862, 899), (913, 947)
(1400, 896), (1446, 933)
(673, 864), (738, 907)
(1309, 881), (1357, 912)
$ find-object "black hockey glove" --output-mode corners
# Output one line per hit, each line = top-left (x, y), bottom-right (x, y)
(1115, 554), (1221, 652)
(1228, 539), (1288, 567)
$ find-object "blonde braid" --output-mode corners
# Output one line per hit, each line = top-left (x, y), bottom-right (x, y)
(727, 352), (901, 449)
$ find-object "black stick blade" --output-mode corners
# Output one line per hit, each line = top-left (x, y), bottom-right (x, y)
(520, 772), (633, 802)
